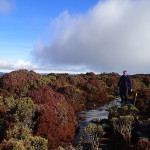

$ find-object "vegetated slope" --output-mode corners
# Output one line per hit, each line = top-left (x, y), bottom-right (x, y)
(0, 70), (150, 149)
(0, 70), (110, 149)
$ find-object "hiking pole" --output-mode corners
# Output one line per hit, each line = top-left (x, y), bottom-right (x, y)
(134, 93), (138, 106)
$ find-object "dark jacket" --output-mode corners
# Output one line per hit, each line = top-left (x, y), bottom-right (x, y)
(118, 75), (132, 89)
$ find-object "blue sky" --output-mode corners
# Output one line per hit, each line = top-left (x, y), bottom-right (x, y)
(0, 0), (99, 61)
(0, 0), (100, 73)
(0, 0), (150, 74)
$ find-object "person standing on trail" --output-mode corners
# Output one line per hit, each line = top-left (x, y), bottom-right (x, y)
(118, 70), (133, 104)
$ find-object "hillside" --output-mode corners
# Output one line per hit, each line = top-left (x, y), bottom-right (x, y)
(0, 69), (149, 150)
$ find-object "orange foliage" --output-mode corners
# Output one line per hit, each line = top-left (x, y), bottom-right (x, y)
(27, 86), (78, 149)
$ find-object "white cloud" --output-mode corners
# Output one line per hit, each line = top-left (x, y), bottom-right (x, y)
(0, 0), (15, 14)
(0, 60), (40, 70)
(32, 0), (150, 74)
(0, 59), (87, 73)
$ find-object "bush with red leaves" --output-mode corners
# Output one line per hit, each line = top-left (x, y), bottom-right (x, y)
(143, 76), (150, 86)
(135, 89), (150, 118)
(69, 75), (87, 89)
(134, 139), (150, 150)
(0, 142), (14, 150)
(86, 78), (108, 102)
(0, 69), (41, 98)
(58, 85), (86, 112)
(27, 86), (78, 149)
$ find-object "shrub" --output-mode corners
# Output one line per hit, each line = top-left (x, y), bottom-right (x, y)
(85, 83), (98, 94)
(111, 115), (134, 143)
(0, 69), (41, 97)
(0, 104), (48, 150)
(0, 126), (48, 150)
(58, 85), (86, 112)
(134, 139), (150, 150)
(27, 86), (78, 149)
(82, 124), (105, 149)
(3, 97), (35, 127)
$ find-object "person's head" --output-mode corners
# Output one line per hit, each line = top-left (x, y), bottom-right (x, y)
(123, 70), (127, 76)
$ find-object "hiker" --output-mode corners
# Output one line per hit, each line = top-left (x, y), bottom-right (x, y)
(118, 70), (133, 104)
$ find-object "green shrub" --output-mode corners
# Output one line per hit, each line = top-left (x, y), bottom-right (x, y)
(85, 83), (98, 93)
(12, 141), (26, 150)
(4, 126), (48, 150)
(69, 76), (79, 85)
(3, 97), (35, 126)
(75, 88), (83, 94)
(57, 146), (65, 150)
(111, 115), (134, 142)
(82, 124), (105, 149)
